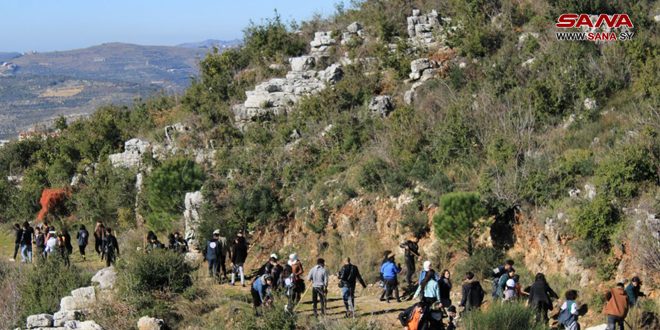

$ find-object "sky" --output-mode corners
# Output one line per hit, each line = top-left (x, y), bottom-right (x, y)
(0, 0), (344, 52)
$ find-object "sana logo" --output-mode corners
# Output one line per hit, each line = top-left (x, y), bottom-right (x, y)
(554, 14), (634, 42)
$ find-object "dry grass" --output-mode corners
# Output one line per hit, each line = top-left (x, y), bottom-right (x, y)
(39, 86), (84, 98)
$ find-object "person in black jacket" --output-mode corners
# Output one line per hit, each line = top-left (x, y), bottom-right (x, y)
(400, 239), (420, 286)
(439, 269), (453, 307)
(12, 223), (22, 261)
(35, 227), (45, 258)
(338, 257), (367, 317)
(203, 230), (222, 278)
(527, 272), (558, 324)
(459, 271), (485, 312)
(231, 232), (248, 287)
(77, 225), (89, 261)
(103, 228), (120, 267)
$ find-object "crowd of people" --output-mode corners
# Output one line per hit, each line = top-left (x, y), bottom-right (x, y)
(10, 220), (119, 267)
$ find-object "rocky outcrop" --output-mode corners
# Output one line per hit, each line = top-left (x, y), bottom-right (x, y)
(53, 311), (83, 327)
(407, 9), (455, 48)
(91, 267), (117, 290)
(310, 31), (336, 58)
(60, 287), (96, 312)
(27, 314), (54, 328)
(137, 316), (166, 330)
(369, 95), (394, 117)
(184, 191), (203, 250)
(108, 139), (150, 168)
(63, 320), (103, 330)
(341, 22), (364, 46)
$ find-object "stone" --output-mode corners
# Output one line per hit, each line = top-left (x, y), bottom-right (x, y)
(137, 316), (166, 330)
(91, 267), (117, 290)
(53, 311), (82, 327)
(289, 56), (315, 72)
(369, 95), (394, 117)
(518, 32), (539, 46)
(108, 139), (151, 168)
(521, 57), (535, 68)
(584, 183), (596, 200)
(71, 287), (96, 303)
(347, 22), (362, 34)
(655, 15), (660, 23)
(60, 296), (77, 312)
(64, 320), (103, 330)
(569, 188), (581, 198)
(320, 64), (343, 83)
(409, 58), (433, 80)
(60, 287), (95, 312)
(184, 191), (203, 249)
(27, 314), (54, 328)
(584, 98), (597, 110)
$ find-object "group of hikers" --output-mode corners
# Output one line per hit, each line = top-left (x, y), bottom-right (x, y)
(10, 220), (119, 267)
(144, 230), (189, 254)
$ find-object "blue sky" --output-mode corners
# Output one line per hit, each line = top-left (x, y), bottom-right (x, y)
(0, 0), (343, 52)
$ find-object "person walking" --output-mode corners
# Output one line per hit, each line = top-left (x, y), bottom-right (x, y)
(625, 277), (645, 307)
(76, 225), (89, 261)
(439, 269), (452, 307)
(94, 222), (105, 256)
(380, 253), (402, 303)
(400, 238), (420, 286)
(217, 233), (229, 282)
(413, 269), (444, 329)
(62, 228), (73, 257)
(459, 271), (485, 312)
(338, 257), (367, 318)
(203, 230), (222, 278)
(45, 228), (58, 258)
(34, 227), (45, 259)
(527, 272), (558, 324)
(308, 258), (329, 317)
(603, 283), (629, 330)
(11, 223), (22, 261)
(251, 274), (274, 316)
(496, 268), (516, 299)
(103, 228), (119, 267)
(558, 290), (581, 330)
(58, 231), (71, 267)
(491, 259), (515, 298)
(285, 253), (305, 311)
(20, 221), (34, 263)
(231, 232), (248, 287)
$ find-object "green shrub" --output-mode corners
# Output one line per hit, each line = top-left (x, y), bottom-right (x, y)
(454, 247), (504, 281)
(240, 300), (297, 330)
(434, 192), (489, 255)
(18, 257), (90, 321)
(572, 196), (620, 249)
(462, 302), (549, 330)
(400, 203), (429, 239)
(595, 144), (656, 200)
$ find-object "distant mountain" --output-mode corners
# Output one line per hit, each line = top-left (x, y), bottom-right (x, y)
(177, 39), (242, 49)
(0, 42), (245, 139)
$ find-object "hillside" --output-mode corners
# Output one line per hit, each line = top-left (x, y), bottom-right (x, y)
(0, 1), (659, 330)
(0, 42), (238, 139)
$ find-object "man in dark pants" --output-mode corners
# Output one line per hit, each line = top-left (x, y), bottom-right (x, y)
(338, 257), (367, 317)
(204, 230), (222, 278)
(308, 258), (328, 317)
(12, 223), (22, 261)
(103, 228), (119, 267)
(400, 238), (420, 286)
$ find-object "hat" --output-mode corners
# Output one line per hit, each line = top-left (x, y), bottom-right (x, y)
(270, 253), (278, 260)
(289, 253), (298, 261)
(506, 279), (516, 288)
(387, 253), (395, 259)
(423, 260), (432, 272)
(213, 229), (220, 235)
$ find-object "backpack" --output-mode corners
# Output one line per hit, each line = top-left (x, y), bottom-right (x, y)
(558, 301), (575, 326)
(407, 306), (424, 330)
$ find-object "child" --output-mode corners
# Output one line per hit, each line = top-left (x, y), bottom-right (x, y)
(503, 279), (518, 301)
(559, 290), (580, 330)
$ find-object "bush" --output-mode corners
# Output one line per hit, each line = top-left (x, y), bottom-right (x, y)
(454, 247), (504, 281)
(572, 196), (620, 249)
(239, 300), (297, 330)
(18, 257), (91, 322)
(462, 302), (549, 330)
(399, 203), (429, 239)
(434, 192), (489, 255)
(595, 144), (656, 200)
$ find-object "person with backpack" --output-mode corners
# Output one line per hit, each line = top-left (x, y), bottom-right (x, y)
(76, 225), (89, 261)
(103, 227), (119, 267)
(496, 268), (516, 299)
(251, 274), (274, 316)
(203, 230), (222, 278)
(231, 232), (248, 287)
(418, 260), (440, 285)
(35, 227), (45, 259)
(308, 258), (329, 317)
(491, 259), (515, 298)
(286, 253), (305, 311)
(558, 290), (580, 330)
(398, 302), (425, 330)
(11, 223), (22, 261)
(400, 238), (420, 286)
(503, 278), (518, 301)
(413, 269), (441, 305)
(380, 253), (402, 303)
(603, 283), (629, 330)
(439, 269), (452, 307)
(338, 257), (367, 318)
(625, 277), (645, 306)
(20, 221), (34, 263)
(45, 228), (58, 258)
(94, 221), (105, 256)
(459, 271), (485, 312)
(527, 272), (558, 324)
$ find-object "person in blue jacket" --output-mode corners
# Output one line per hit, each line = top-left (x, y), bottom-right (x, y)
(251, 274), (274, 316)
(380, 253), (402, 303)
(625, 276), (645, 306)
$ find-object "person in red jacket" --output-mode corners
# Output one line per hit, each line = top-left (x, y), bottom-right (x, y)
(603, 283), (629, 330)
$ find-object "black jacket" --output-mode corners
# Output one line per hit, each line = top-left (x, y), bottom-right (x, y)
(338, 263), (367, 289)
(104, 235), (120, 255)
(460, 279), (485, 309)
(527, 280), (558, 309)
(21, 226), (33, 245)
(231, 237), (248, 264)
(14, 228), (23, 244)
(204, 238), (221, 261)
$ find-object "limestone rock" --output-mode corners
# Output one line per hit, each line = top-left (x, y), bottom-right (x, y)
(60, 287), (95, 312)
(184, 191), (203, 249)
(584, 98), (597, 110)
(137, 316), (166, 330)
(347, 22), (362, 34)
(409, 58), (434, 81)
(91, 267), (117, 290)
(289, 56), (315, 72)
(584, 183), (596, 200)
(27, 314), (54, 328)
(310, 31), (336, 57)
(108, 139), (151, 168)
(71, 287), (96, 303)
(407, 9), (441, 47)
(64, 320), (103, 330)
(369, 95), (394, 117)
(53, 311), (83, 327)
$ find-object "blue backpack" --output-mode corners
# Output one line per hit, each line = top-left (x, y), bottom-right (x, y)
(558, 301), (576, 326)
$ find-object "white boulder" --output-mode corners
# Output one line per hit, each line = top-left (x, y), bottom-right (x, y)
(91, 267), (117, 290)
(27, 314), (54, 328)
